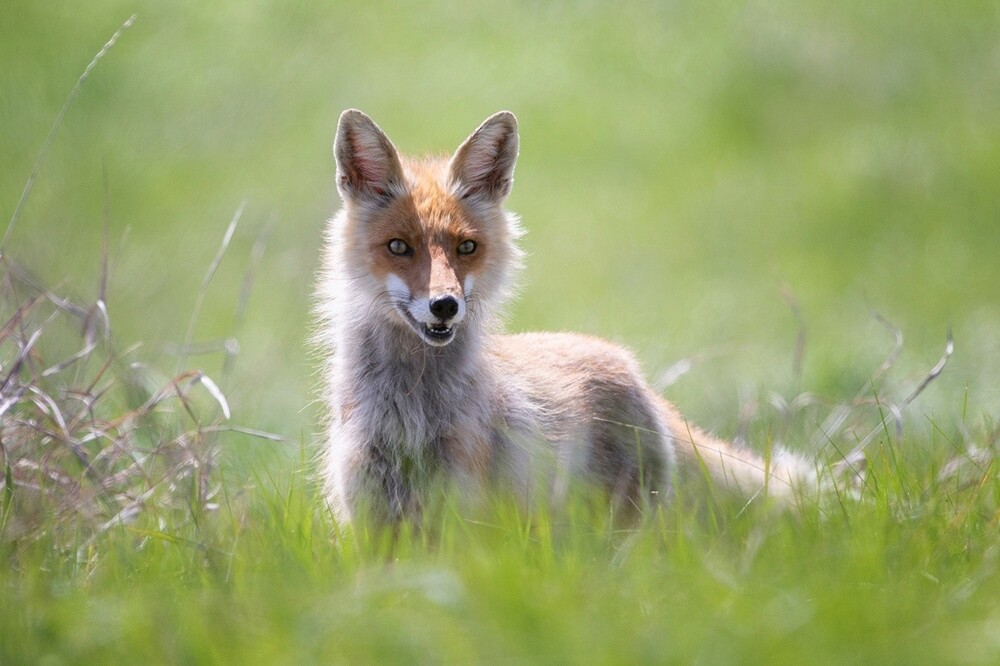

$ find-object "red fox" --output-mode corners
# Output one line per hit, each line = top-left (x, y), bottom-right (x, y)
(315, 109), (821, 526)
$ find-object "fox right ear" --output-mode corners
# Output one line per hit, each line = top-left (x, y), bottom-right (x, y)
(334, 109), (405, 206)
(448, 111), (519, 205)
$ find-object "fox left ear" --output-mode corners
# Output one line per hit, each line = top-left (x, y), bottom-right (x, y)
(334, 109), (405, 207)
(448, 111), (519, 205)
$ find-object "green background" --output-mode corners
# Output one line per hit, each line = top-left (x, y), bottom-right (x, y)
(4, 1), (997, 441)
(3, 2), (999, 662)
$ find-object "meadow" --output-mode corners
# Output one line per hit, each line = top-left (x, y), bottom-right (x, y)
(2, 1), (998, 662)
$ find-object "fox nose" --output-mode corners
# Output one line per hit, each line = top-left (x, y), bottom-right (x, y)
(429, 295), (459, 320)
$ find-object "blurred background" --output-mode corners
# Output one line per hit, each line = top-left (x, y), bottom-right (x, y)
(2, 0), (998, 464)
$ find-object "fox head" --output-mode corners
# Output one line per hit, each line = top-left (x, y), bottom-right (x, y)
(326, 110), (523, 348)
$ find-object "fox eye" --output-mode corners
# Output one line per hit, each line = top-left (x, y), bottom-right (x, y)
(387, 239), (412, 256)
(457, 240), (477, 255)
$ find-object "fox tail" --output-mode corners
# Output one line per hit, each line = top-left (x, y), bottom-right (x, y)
(661, 401), (841, 507)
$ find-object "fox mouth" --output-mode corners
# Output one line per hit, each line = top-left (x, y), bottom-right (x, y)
(396, 308), (456, 346)
(422, 322), (455, 345)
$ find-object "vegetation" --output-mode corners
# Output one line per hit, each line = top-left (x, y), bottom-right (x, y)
(2, 1), (998, 662)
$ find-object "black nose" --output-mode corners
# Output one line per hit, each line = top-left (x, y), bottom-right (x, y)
(429, 295), (459, 320)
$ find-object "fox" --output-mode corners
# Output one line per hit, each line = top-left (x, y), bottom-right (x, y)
(315, 109), (823, 527)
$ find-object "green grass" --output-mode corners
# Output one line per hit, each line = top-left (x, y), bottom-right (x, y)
(4, 442), (999, 663)
(2, 0), (999, 663)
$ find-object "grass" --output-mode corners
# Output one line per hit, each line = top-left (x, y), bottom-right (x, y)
(4, 404), (998, 662)
(2, 1), (1000, 663)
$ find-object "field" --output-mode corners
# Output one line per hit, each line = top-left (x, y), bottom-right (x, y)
(2, 1), (999, 662)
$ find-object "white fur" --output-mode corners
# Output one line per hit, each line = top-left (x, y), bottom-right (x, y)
(385, 273), (410, 301)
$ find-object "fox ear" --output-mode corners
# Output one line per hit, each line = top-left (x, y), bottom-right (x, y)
(334, 109), (405, 206)
(448, 111), (519, 205)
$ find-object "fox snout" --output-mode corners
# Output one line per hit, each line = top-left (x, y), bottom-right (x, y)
(384, 273), (467, 347)
(419, 292), (463, 345)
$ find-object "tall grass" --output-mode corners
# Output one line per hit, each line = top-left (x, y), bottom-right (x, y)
(0, 257), (220, 545)
(3, 380), (997, 663)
